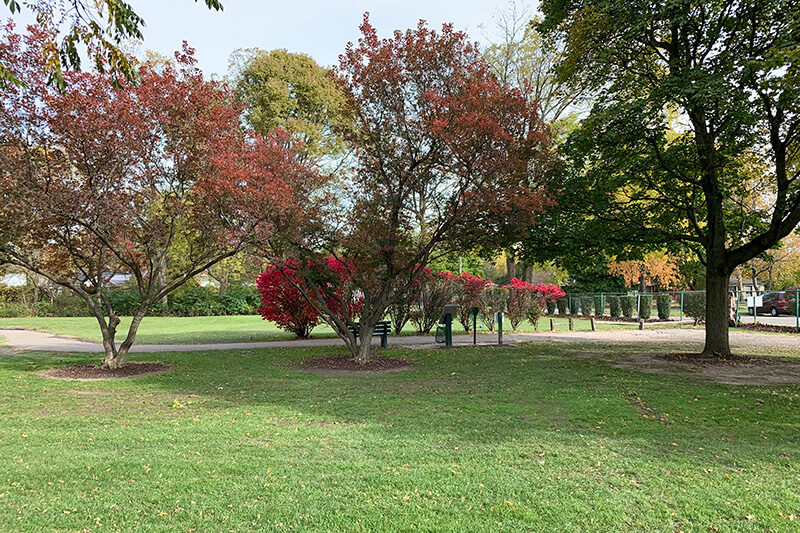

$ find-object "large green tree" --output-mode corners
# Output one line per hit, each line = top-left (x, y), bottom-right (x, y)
(230, 48), (349, 161)
(1, 0), (222, 89)
(538, 0), (800, 356)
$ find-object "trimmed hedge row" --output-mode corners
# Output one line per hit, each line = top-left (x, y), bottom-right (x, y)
(0, 283), (259, 318)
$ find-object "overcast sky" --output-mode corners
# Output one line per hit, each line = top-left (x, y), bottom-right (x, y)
(118, 0), (530, 76)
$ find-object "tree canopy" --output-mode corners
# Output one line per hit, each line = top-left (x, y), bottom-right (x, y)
(1, 0), (222, 90)
(230, 48), (349, 161)
(264, 15), (553, 362)
(538, 0), (800, 356)
(0, 26), (312, 367)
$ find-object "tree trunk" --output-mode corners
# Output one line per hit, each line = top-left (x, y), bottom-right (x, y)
(702, 263), (731, 357)
(99, 309), (147, 369)
(506, 257), (516, 281)
(97, 312), (121, 369)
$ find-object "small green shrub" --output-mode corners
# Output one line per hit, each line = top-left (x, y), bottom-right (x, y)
(546, 300), (556, 314)
(593, 296), (603, 317)
(0, 302), (30, 317)
(220, 283), (259, 315)
(108, 289), (141, 316)
(556, 298), (568, 315)
(620, 295), (635, 318)
(609, 296), (620, 318)
(568, 296), (580, 315)
(639, 294), (652, 319)
(581, 297), (594, 316)
(657, 294), (672, 320)
(526, 304), (543, 331)
(169, 286), (222, 316)
(684, 293), (706, 325)
(51, 293), (92, 317)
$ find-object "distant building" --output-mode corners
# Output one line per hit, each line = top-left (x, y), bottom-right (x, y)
(729, 277), (765, 293)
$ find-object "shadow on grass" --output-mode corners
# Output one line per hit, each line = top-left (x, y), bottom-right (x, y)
(5, 341), (798, 467)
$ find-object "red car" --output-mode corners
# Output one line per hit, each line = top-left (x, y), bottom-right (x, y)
(749, 292), (793, 316)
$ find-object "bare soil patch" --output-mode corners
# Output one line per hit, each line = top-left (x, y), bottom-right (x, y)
(39, 362), (171, 381)
(739, 322), (799, 334)
(291, 355), (412, 376)
(579, 352), (800, 386)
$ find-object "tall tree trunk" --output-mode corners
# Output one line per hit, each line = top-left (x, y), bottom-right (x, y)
(506, 256), (516, 281)
(703, 261), (731, 357)
(639, 270), (647, 293)
(523, 265), (533, 283)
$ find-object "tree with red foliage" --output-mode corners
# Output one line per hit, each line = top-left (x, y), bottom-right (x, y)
(504, 278), (535, 330)
(0, 25), (313, 368)
(268, 15), (552, 362)
(503, 279), (566, 330)
(454, 273), (489, 332)
(256, 264), (319, 338)
(256, 256), (362, 338)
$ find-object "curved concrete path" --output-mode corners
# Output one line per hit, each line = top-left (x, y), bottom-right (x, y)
(2, 326), (800, 353)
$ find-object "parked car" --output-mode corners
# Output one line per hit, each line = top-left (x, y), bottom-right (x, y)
(749, 291), (793, 316)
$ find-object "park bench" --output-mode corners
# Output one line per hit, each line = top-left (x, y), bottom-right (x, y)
(347, 320), (391, 348)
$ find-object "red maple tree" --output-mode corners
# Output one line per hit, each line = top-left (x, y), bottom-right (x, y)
(0, 25), (314, 367)
(265, 15), (552, 361)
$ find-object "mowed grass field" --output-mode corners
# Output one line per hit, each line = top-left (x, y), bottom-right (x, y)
(0, 315), (637, 345)
(1, 342), (798, 531)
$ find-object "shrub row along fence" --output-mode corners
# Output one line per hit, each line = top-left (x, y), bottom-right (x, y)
(555, 291), (706, 323)
(559, 289), (800, 331)
(0, 283), (260, 318)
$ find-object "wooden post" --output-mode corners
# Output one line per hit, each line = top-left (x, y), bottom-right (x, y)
(568, 317), (574, 331)
(550, 318), (554, 331)
(638, 319), (644, 330)
(590, 317), (596, 331)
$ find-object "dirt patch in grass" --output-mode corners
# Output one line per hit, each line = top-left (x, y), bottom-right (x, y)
(738, 322), (800, 334)
(579, 352), (800, 385)
(39, 362), (171, 381)
(291, 355), (412, 376)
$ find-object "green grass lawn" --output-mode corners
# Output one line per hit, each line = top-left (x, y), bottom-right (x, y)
(0, 315), (635, 345)
(1, 343), (798, 531)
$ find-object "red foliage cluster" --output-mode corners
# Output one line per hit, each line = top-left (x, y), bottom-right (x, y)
(454, 273), (491, 331)
(502, 279), (566, 330)
(256, 256), (362, 338)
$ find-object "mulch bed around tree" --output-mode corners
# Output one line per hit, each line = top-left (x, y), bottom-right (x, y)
(40, 362), (171, 381)
(738, 322), (799, 334)
(292, 355), (412, 375)
(656, 352), (778, 366)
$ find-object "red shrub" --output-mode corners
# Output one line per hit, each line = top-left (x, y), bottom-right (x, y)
(257, 256), (362, 338)
(454, 273), (489, 332)
(256, 262), (318, 338)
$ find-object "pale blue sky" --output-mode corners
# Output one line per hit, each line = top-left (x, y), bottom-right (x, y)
(124, 0), (528, 76)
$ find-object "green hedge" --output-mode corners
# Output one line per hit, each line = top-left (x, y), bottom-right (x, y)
(546, 300), (556, 314)
(581, 297), (594, 316)
(684, 293), (706, 325)
(609, 296), (620, 318)
(639, 294), (652, 319)
(620, 295), (635, 318)
(593, 296), (603, 317)
(657, 294), (671, 320)
(556, 298), (568, 315)
(568, 296), (581, 315)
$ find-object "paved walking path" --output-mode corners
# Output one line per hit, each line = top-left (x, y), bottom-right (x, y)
(2, 326), (800, 353)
